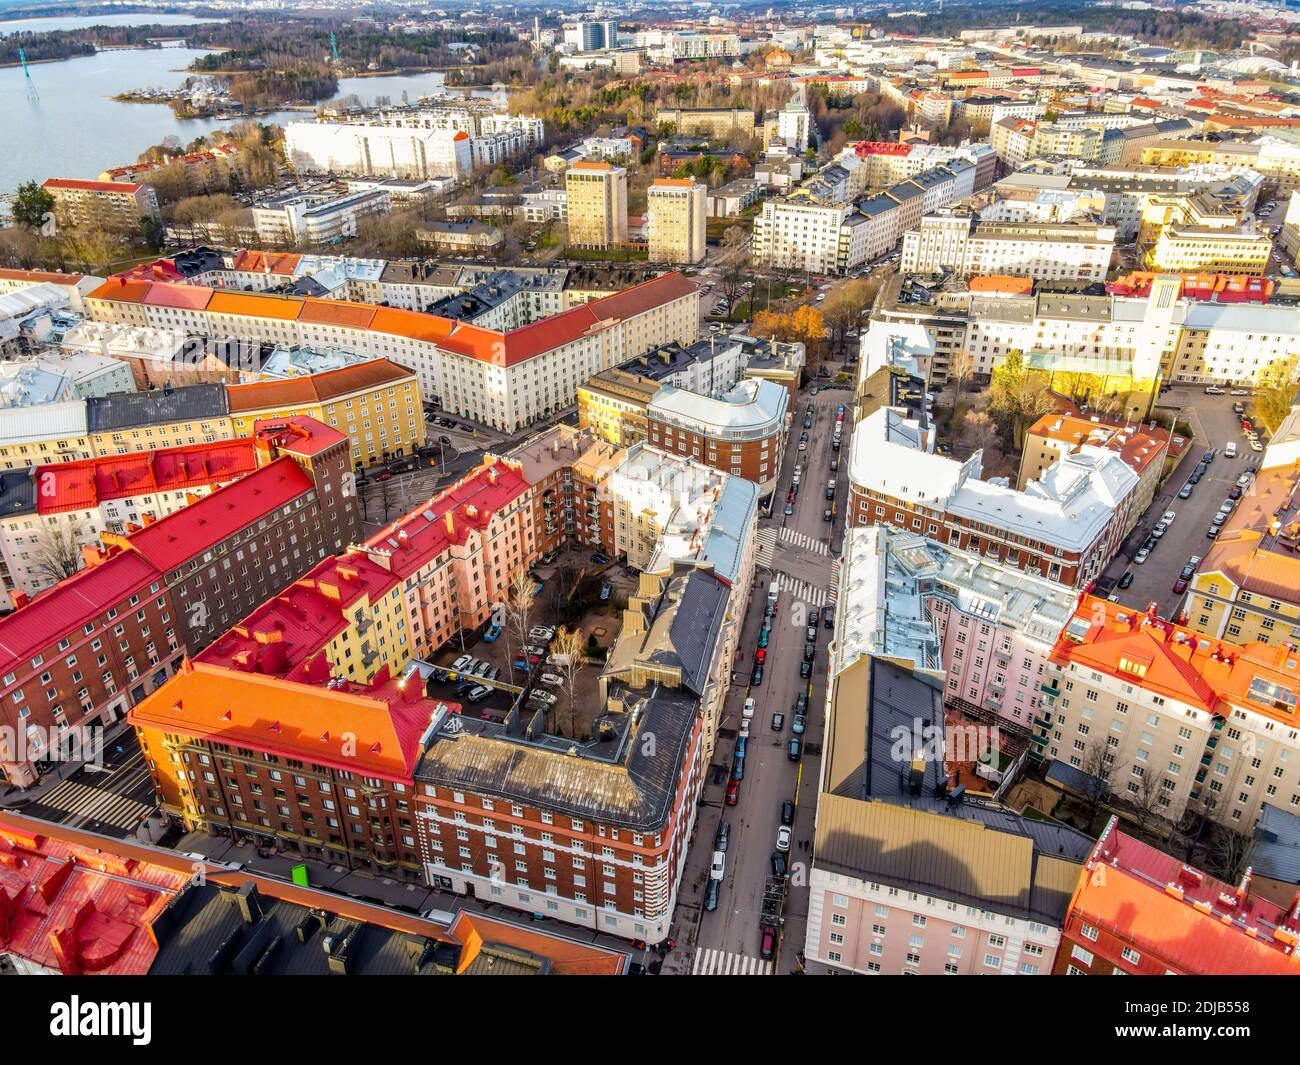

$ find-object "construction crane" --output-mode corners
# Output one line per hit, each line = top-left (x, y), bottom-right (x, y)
(329, 31), (340, 64)
(19, 47), (38, 102)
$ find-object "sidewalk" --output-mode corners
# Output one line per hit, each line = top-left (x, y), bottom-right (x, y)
(0, 718), (134, 807)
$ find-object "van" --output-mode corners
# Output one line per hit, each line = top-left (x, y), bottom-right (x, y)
(767, 581), (780, 608)
(1225, 441), (1237, 458)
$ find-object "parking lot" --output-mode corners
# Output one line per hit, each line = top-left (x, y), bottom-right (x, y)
(1101, 384), (1266, 618)
(420, 544), (633, 735)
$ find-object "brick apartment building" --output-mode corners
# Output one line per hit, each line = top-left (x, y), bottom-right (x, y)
(0, 417), (356, 788)
(846, 406), (1138, 587)
(130, 438), (756, 941)
(1054, 816), (1299, 974)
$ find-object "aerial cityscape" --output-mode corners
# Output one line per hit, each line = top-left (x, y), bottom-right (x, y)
(0, 0), (1299, 1008)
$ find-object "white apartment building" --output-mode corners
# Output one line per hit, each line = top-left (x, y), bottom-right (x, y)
(752, 201), (870, 275)
(901, 214), (1117, 282)
(252, 188), (391, 245)
(284, 122), (473, 180)
(85, 273), (700, 432)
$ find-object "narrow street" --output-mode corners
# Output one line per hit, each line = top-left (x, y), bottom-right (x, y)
(674, 374), (854, 975)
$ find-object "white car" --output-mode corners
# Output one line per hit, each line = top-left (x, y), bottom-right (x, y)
(539, 672), (563, 686)
(1205, 386), (1226, 395)
(529, 625), (555, 642)
(710, 850), (726, 881)
(743, 697), (755, 719)
(776, 826), (792, 852)
(452, 654), (473, 671)
(1161, 511), (1176, 525)
(1251, 439), (1263, 451)
(1134, 548), (1150, 564)
(529, 689), (557, 706)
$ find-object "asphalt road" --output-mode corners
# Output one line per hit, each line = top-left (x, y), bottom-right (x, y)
(1100, 385), (1262, 619)
(680, 374), (854, 974)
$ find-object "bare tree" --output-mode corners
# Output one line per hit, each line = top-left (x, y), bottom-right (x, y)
(31, 516), (86, 584)
(503, 568), (537, 684)
(1126, 765), (1165, 836)
(1078, 739), (1115, 829)
(550, 626), (589, 739)
(1207, 826), (1254, 883)
(361, 477), (400, 524)
(947, 349), (975, 406)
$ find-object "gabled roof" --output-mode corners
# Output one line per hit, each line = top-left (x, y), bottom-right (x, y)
(115, 457), (313, 573)
(226, 358), (413, 413)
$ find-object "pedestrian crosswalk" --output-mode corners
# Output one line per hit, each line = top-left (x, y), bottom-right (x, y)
(36, 776), (153, 831)
(779, 527), (830, 557)
(691, 947), (774, 976)
(777, 572), (831, 608)
(755, 528), (778, 569)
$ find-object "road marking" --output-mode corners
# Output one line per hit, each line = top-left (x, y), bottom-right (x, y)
(755, 528), (778, 568)
(778, 527), (830, 557)
(691, 947), (774, 976)
(38, 775), (153, 831)
(776, 573), (828, 607)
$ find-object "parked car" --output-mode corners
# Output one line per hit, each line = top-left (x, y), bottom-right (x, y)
(771, 711), (785, 732)
(1207, 525), (1220, 539)
(726, 781), (739, 805)
(1229, 485), (1243, 499)
(803, 642), (815, 661)
(792, 714), (806, 735)
(600, 581), (612, 600)
(704, 878), (720, 912)
(1205, 386), (1226, 395)
(1134, 548), (1150, 564)
(784, 502), (795, 515)
(731, 757), (745, 782)
(466, 685), (492, 703)
(781, 800), (795, 826)
(770, 852), (787, 879)
(751, 665), (764, 686)
(1251, 440), (1263, 452)
(710, 851), (726, 881)
(529, 625), (555, 641)
(452, 654), (473, 672)
(759, 925), (777, 960)
(1173, 577), (1189, 593)
(590, 553), (610, 565)
(758, 628), (770, 648)
(809, 608), (820, 626)
(776, 826), (792, 852)
(539, 673), (563, 686)
(483, 623), (502, 642)
(1179, 483), (1194, 499)
(1118, 571), (1134, 589)
(1162, 511), (1177, 525)
(735, 736), (748, 759)
(799, 660), (811, 679)
(529, 690), (557, 706)
(743, 697), (756, 719)
(823, 608), (835, 629)
(788, 737), (802, 761)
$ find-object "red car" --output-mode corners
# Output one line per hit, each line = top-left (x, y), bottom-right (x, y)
(759, 924), (776, 959)
(787, 491), (797, 503)
(726, 780), (739, 806)
(754, 649), (767, 665)
(375, 471), (393, 482)
(1173, 577), (1189, 593)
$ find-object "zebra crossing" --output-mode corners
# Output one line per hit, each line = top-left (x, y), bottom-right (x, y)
(778, 527), (830, 557)
(691, 947), (774, 976)
(777, 572), (833, 609)
(755, 528), (778, 569)
(35, 776), (153, 831)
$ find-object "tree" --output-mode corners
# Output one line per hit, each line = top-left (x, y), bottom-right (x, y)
(1078, 738), (1115, 829)
(1252, 355), (1299, 435)
(990, 350), (1057, 450)
(955, 409), (1004, 475)
(947, 350), (975, 405)
(1126, 765), (1165, 836)
(550, 626), (589, 739)
(503, 567), (537, 684)
(820, 278), (878, 359)
(31, 516), (86, 584)
(11, 181), (55, 232)
(1207, 825), (1254, 883)
(361, 476), (400, 524)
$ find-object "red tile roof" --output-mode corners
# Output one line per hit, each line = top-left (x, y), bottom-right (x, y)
(110, 457), (314, 573)
(298, 297), (378, 330)
(36, 438), (258, 515)
(44, 178), (144, 194)
(142, 281), (214, 310)
(1068, 820), (1300, 975)
(0, 551), (162, 672)
(229, 250), (301, 275)
(252, 415), (349, 458)
(0, 819), (189, 974)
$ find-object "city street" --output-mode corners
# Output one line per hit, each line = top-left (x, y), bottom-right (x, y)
(674, 373), (854, 975)
(1100, 384), (1261, 619)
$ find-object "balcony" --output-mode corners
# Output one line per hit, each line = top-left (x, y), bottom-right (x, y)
(1040, 681), (1060, 697)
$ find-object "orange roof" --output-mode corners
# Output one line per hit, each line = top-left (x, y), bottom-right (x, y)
(226, 358), (414, 413)
(1053, 596), (1300, 726)
(969, 274), (1033, 295)
(652, 178), (700, 188)
(206, 290), (303, 321)
(298, 297), (377, 330)
(1067, 821), (1300, 975)
(87, 277), (152, 304)
(1026, 412), (1170, 477)
(129, 659), (444, 783)
(229, 249), (301, 275)
(570, 160), (615, 171)
(0, 268), (86, 285)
